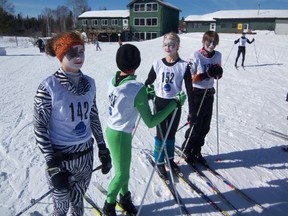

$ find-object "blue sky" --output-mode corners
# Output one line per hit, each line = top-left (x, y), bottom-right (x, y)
(12, 0), (288, 18)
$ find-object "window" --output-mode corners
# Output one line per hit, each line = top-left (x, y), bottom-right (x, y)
(101, 19), (108, 26)
(134, 18), (145, 26)
(134, 32), (145, 41)
(134, 3), (145, 12)
(92, 19), (98, 26)
(146, 18), (158, 26)
(111, 19), (118, 26)
(146, 3), (158, 11)
(82, 19), (88, 26)
(146, 32), (157, 40)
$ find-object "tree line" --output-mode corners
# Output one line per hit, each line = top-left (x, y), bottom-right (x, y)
(0, 0), (91, 37)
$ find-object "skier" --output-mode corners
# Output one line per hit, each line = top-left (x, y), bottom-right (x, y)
(33, 31), (111, 215)
(118, 38), (123, 46)
(234, 32), (255, 67)
(103, 44), (186, 216)
(144, 32), (194, 178)
(35, 38), (45, 52)
(182, 30), (223, 166)
(96, 39), (102, 51)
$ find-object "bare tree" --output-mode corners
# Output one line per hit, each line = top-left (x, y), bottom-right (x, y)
(68, 0), (91, 27)
(41, 8), (53, 36)
(0, 0), (15, 14)
(55, 5), (70, 32)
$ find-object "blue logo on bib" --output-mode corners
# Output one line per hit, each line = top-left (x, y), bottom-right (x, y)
(73, 121), (86, 135)
(163, 83), (171, 92)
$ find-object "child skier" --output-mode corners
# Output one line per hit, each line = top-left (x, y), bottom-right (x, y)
(104, 44), (186, 216)
(182, 30), (223, 166)
(234, 32), (255, 67)
(144, 32), (194, 178)
(33, 31), (111, 215)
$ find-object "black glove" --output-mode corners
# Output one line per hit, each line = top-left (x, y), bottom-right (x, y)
(46, 159), (71, 191)
(187, 113), (197, 125)
(146, 85), (155, 100)
(252, 38), (255, 42)
(208, 64), (223, 79)
(98, 145), (112, 174)
(234, 40), (237, 44)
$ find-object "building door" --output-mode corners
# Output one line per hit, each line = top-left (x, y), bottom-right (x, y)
(210, 23), (216, 31)
(243, 23), (249, 33)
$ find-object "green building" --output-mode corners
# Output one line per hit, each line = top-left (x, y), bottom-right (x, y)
(185, 10), (288, 35)
(77, 0), (180, 42)
(127, 0), (180, 41)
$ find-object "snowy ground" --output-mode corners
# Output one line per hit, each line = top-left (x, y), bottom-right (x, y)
(0, 31), (287, 216)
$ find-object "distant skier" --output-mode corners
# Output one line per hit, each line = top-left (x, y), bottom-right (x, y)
(96, 39), (102, 51)
(35, 38), (45, 53)
(118, 38), (122, 47)
(234, 32), (255, 67)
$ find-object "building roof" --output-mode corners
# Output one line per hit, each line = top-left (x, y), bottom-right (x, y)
(127, 0), (181, 12)
(79, 10), (130, 18)
(185, 10), (288, 22)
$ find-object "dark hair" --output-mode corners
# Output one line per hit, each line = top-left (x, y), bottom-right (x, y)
(202, 31), (219, 45)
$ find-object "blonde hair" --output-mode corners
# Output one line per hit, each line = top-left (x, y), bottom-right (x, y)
(163, 32), (180, 46)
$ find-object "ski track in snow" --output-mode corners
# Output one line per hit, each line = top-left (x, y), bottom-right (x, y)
(0, 32), (288, 215)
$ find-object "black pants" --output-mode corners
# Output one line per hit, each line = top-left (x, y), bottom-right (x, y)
(182, 90), (214, 155)
(48, 139), (94, 216)
(235, 46), (246, 66)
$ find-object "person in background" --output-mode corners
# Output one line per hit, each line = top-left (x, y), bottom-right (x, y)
(103, 44), (186, 216)
(144, 32), (194, 178)
(182, 30), (223, 166)
(118, 38), (123, 47)
(33, 31), (111, 215)
(35, 38), (45, 52)
(234, 32), (255, 67)
(96, 39), (102, 51)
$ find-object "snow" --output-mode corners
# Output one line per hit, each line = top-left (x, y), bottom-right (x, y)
(79, 10), (130, 18)
(0, 31), (288, 216)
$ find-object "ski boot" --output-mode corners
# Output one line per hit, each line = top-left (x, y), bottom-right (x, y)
(103, 201), (116, 216)
(157, 163), (168, 179)
(169, 159), (181, 174)
(119, 191), (138, 215)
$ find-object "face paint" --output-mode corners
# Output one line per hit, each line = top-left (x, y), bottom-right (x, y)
(61, 45), (85, 72)
(205, 40), (217, 47)
(204, 40), (217, 52)
(65, 46), (84, 60)
(163, 38), (178, 55)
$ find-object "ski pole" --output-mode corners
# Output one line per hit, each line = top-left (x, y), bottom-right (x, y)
(15, 188), (54, 216)
(178, 79), (212, 163)
(132, 116), (141, 139)
(177, 121), (190, 132)
(253, 42), (259, 64)
(137, 107), (179, 216)
(223, 43), (235, 67)
(15, 164), (102, 216)
(153, 101), (183, 216)
(215, 77), (221, 162)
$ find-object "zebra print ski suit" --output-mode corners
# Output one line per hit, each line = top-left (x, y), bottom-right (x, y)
(34, 69), (105, 215)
